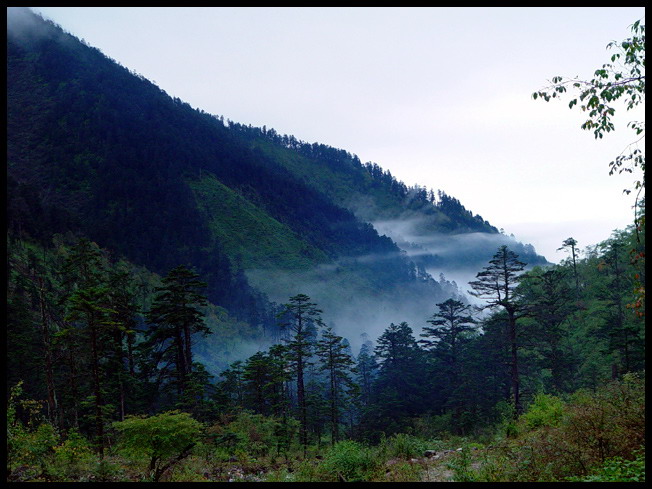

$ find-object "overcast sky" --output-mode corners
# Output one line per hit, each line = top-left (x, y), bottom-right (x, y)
(29, 6), (645, 263)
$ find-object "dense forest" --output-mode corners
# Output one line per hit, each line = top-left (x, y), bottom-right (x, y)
(7, 225), (645, 482)
(6, 7), (645, 482)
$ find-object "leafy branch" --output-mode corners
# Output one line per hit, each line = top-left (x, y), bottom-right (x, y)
(532, 19), (645, 204)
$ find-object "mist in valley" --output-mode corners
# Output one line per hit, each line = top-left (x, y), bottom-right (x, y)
(373, 218), (548, 293)
(246, 249), (466, 356)
(194, 216), (550, 376)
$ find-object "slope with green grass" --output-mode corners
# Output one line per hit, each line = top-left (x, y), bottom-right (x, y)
(188, 173), (327, 271)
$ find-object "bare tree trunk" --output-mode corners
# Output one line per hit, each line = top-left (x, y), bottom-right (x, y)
(90, 320), (104, 458)
(297, 353), (307, 457)
(184, 323), (193, 374)
(68, 348), (80, 428)
(508, 310), (521, 417)
(37, 276), (59, 427)
(175, 326), (186, 396)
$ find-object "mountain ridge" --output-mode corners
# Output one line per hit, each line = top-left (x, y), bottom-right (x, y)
(7, 7), (547, 347)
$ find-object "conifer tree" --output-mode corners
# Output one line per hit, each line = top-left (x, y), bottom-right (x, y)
(277, 293), (324, 456)
(519, 268), (576, 392)
(106, 265), (140, 421)
(369, 322), (425, 434)
(420, 298), (476, 429)
(355, 338), (377, 409)
(315, 326), (356, 445)
(60, 238), (115, 457)
(469, 245), (527, 415)
(266, 344), (292, 419)
(597, 234), (645, 374)
(420, 298), (476, 371)
(64, 285), (116, 457)
(558, 237), (580, 296)
(146, 265), (210, 405)
(242, 352), (272, 414)
(217, 361), (245, 411)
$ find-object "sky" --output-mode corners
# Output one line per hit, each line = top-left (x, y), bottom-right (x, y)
(28, 6), (645, 264)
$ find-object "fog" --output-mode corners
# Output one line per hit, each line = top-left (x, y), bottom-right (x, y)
(7, 6), (42, 37)
(246, 256), (463, 355)
(231, 213), (551, 359)
(7, 5), (550, 368)
(374, 217), (547, 287)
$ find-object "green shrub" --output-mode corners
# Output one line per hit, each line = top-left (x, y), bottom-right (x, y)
(49, 429), (97, 481)
(560, 372), (645, 466)
(520, 393), (564, 430)
(567, 447), (645, 482)
(92, 456), (126, 482)
(466, 373), (646, 482)
(446, 447), (477, 482)
(494, 400), (519, 438)
(6, 382), (59, 481)
(378, 432), (428, 460)
(209, 411), (298, 461)
(377, 460), (423, 482)
(264, 467), (295, 482)
(318, 440), (380, 482)
(167, 456), (212, 482)
(113, 410), (203, 482)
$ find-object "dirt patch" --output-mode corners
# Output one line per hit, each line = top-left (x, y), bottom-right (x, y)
(420, 448), (485, 482)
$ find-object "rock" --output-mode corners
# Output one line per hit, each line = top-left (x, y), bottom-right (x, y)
(423, 450), (438, 458)
(456, 447), (463, 452)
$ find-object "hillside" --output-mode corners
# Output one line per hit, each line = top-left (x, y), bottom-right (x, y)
(7, 7), (545, 345)
(6, 8), (644, 483)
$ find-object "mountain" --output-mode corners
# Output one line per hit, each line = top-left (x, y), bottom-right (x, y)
(7, 8), (548, 356)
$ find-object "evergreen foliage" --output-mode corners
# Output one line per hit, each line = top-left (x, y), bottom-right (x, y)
(5, 8), (645, 483)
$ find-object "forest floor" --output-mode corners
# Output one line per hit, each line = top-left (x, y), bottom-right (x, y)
(419, 447), (484, 482)
(204, 448), (486, 482)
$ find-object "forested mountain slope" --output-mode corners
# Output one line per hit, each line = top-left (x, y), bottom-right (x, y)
(7, 7), (544, 343)
(226, 121), (548, 275)
(6, 9), (644, 483)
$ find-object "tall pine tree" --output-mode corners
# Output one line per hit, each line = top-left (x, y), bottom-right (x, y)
(277, 294), (324, 456)
(469, 246), (527, 415)
(146, 265), (210, 408)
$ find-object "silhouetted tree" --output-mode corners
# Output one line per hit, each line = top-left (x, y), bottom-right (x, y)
(315, 326), (356, 445)
(558, 237), (580, 296)
(277, 294), (324, 456)
(146, 265), (210, 404)
(469, 246), (527, 415)
(420, 298), (476, 429)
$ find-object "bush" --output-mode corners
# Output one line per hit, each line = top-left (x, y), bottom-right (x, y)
(520, 393), (564, 430)
(447, 446), (477, 482)
(493, 400), (519, 438)
(113, 410), (203, 482)
(208, 411), (299, 461)
(377, 460), (423, 482)
(49, 429), (97, 481)
(559, 372), (645, 467)
(6, 382), (59, 481)
(318, 440), (380, 482)
(465, 373), (645, 482)
(567, 447), (645, 482)
(377, 432), (428, 460)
